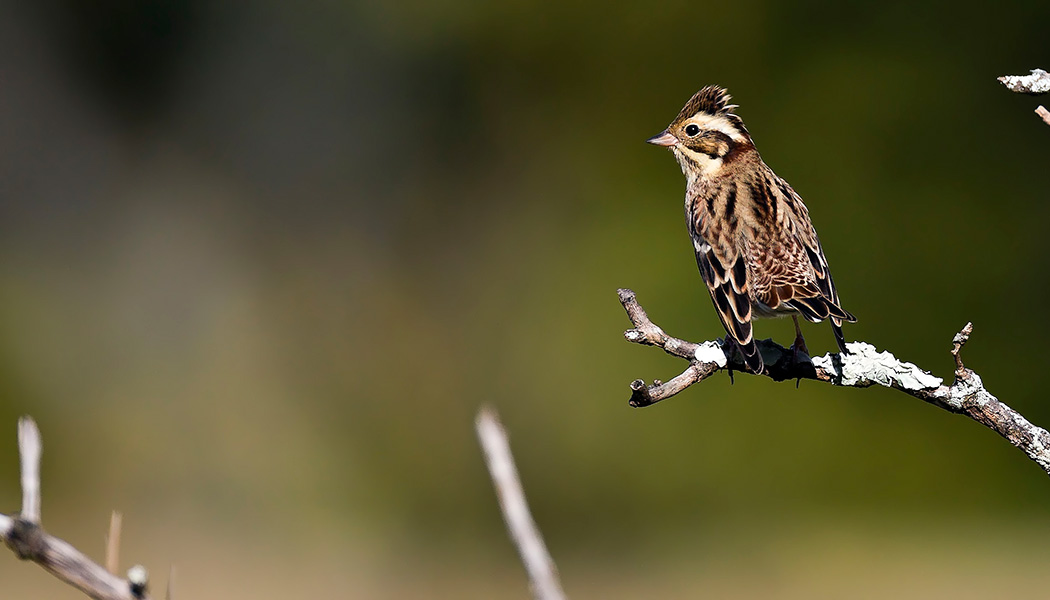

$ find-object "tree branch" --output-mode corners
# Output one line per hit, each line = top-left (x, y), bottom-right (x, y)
(476, 407), (566, 600)
(617, 288), (1050, 476)
(1, 417), (154, 600)
(998, 69), (1050, 95)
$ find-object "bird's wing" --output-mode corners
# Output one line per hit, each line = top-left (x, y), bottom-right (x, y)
(755, 178), (856, 325)
(692, 219), (763, 372)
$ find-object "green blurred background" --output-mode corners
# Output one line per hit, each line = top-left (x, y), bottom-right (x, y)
(1, 1), (1049, 598)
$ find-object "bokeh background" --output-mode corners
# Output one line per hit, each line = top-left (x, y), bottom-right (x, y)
(1, 1), (1048, 598)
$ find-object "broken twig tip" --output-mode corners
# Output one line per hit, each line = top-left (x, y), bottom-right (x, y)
(1036, 106), (1050, 127)
(950, 322), (974, 378)
(628, 380), (653, 408)
(106, 511), (123, 574)
(953, 322), (974, 345)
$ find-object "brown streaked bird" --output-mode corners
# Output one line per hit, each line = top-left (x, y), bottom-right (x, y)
(647, 85), (856, 373)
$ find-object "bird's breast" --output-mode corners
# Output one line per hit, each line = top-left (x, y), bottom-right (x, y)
(687, 181), (744, 250)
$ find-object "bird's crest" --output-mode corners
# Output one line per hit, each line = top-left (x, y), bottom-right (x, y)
(673, 85), (750, 139)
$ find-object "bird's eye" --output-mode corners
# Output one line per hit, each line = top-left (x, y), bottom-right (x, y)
(685, 124), (701, 137)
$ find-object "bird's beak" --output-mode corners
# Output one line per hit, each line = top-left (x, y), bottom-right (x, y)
(646, 130), (677, 147)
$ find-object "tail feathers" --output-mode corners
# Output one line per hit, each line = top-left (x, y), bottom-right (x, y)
(787, 296), (854, 324)
(832, 320), (849, 355)
(735, 337), (765, 373)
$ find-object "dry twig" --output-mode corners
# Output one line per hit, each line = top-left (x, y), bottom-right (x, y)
(617, 288), (1050, 476)
(0, 417), (153, 600)
(476, 407), (566, 600)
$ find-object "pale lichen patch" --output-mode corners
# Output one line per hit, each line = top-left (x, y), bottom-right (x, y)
(947, 372), (993, 409)
(999, 69), (1050, 94)
(813, 342), (942, 390)
(1030, 435), (1050, 471)
(694, 340), (727, 367)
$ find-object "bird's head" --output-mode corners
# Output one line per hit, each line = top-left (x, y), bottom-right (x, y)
(647, 85), (752, 181)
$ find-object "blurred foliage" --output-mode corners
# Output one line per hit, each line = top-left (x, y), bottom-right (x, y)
(1, 0), (1049, 597)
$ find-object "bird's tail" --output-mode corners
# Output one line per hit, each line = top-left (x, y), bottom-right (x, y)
(832, 318), (849, 355)
(732, 337), (765, 373)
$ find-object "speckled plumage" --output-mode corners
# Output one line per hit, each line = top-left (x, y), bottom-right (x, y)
(648, 85), (855, 373)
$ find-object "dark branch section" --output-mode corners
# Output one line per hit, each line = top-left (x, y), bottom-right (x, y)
(617, 288), (1050, 476)
(6, 517), (47, 560)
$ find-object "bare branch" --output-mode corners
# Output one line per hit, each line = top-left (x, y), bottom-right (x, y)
(618, 288), (1050, 476)
(998, 69), (1050, 95)
(2, 418), (153, 600)
(476, 407), (566, 600)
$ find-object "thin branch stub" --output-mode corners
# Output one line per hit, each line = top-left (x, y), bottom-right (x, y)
(18, 417), (41, 525)
(107, 511), (123, 574)
(1037, 106), (1050, 127)
(951, 321), (974, 380)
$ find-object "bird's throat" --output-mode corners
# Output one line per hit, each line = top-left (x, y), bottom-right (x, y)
(673, 146), (723, 183)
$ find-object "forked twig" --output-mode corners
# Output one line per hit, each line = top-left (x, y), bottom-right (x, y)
(1, 417), (154, 600)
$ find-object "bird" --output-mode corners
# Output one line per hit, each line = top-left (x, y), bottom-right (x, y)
(647, 85), (856, 373)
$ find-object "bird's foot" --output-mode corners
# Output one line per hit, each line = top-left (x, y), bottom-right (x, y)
(721, 335), (739, 384)
(789, 329), (812, 387)
(790, 337), (810, 366)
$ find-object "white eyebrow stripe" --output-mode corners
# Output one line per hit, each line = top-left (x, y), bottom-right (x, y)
(688, 114), (747, 142)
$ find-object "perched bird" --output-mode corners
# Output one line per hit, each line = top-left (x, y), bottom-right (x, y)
(647, 85), (855, 373)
